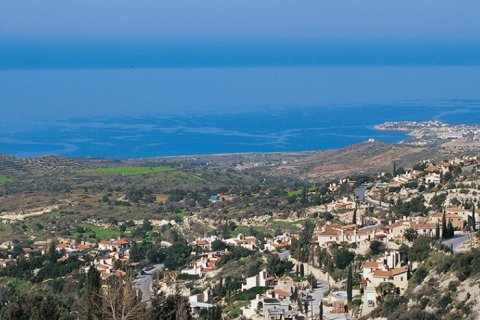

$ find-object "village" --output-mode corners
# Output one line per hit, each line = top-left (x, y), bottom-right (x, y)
(1, 154), (480, 320)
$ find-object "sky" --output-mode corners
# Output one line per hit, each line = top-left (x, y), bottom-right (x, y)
(1, 1), (480, 68)
(1, 0), (479, 40)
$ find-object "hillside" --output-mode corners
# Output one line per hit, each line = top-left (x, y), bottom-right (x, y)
(270, 142), (428, 179)
(0, 155), (90, 177)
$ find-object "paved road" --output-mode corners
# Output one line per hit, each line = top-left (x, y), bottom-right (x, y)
(442, 232), (471, 253)
(133, 264), (164, 305)
(353, 183), (371, 203)
(301, 281), (350, 320)
(359, 223), (382, 232)
(301, 280), (329, 319)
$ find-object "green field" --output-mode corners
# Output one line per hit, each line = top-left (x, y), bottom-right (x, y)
(267, 219), (303, 232)
(0, 176), (11, 184)
(76, 166), (175, 175)
(287, 187), (316, 197)
(74, 223), (121, 239)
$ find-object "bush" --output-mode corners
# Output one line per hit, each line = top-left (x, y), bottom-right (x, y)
(232, 287), (268, 302)
(369, 240), (384, 256)
(334, 248), (355, 269)
(411, 267), (428, 285)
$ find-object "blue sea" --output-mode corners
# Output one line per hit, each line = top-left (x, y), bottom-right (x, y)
(1, 67), (479, 158)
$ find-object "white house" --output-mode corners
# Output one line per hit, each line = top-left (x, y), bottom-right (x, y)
(241, 270), (275, 291)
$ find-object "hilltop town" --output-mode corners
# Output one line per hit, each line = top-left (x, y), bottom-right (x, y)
(374, 120), (480, 148)
(1, 145), (480, 319)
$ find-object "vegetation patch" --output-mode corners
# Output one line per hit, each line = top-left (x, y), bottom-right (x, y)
(174, 209), (186, 220)
(268, 219), (302, 232)
(0, 176), (11, 184)
(288, 187), (316, 196)
(74, 223), (122, 239)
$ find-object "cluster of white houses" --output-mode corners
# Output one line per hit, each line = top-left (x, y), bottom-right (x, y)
(189, 232), (297, 254)
(314, 208), (476, 247)
(13, 238), (143, 281)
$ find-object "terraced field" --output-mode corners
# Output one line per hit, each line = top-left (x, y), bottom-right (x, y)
(76, 166), (175, 175)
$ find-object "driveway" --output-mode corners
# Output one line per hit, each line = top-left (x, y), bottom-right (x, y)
(133, 264), (164, 306)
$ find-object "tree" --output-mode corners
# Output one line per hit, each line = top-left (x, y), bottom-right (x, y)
(130, 241), (142, 262)
(266, 254), (293, 277)
(81, 266), (103, 320)
(207, 306), (222, 320)
(102, 276), (147, 320)
(143, 219), (153, 232)
(292, 221), (315, 262)
(47, 240), (61, 262)
(369, 240), (384, 256)
(299, 264), (305, 278)
(442, 210), (448, 239)
(411, 267), (428, 285)
(292, 286), (298, 301)
(163, 242), (192, 270)
(4, 290), (73, 320)
(303, 300), (309, 315)
(471, 206), (477, 231)
(347, 264), (353, 303)
(334, 248), (355, 269)
(211, 239), (226, 251)
(149, 291), (192, 320)
(306, 273), (317, 289)
(375, 282), (397, 302)
(319, 300), (323, 320)
(352, 203), (357, 225)
(403, 228), (418, 242)
(435, 222), (440, 240)
(447, 220), (455, 239)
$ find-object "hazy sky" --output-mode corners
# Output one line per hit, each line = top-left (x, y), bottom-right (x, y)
(1, 0), (479, 41)
(1, 1), (480, 130)
(1, 1), (480, 68)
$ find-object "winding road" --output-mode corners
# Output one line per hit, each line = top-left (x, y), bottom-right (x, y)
(442, 232), (472, 253)
(133, 264), (164, 306)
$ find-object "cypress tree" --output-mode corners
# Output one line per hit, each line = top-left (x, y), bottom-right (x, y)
(130, 241), (142, 262)
(352, 203), (357, 225)
(300, 264), (305, 278)
(347, 264), (353, 303)
(319, 300), (324, 320)
(435, 222), (440, 240)
(318, 248), (323, 268)
(441, 209), (447, 239)
(472, 206), (476, 231)
(447, 220), (454, 239)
